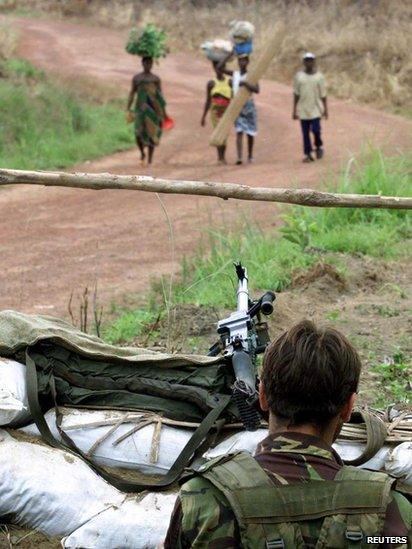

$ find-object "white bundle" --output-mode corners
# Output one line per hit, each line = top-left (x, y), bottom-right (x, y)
(385, 442), (412, 485)
(0, 358), (30, 426)
(229, 20), (255, 43)
(0, 429), (124, 537)
(21, 408), (194, 475)
(63, 493), (177, 549)
(201, 38), (232, 62)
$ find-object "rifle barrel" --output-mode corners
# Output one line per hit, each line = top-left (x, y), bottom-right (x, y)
(237, 268), (249, 312)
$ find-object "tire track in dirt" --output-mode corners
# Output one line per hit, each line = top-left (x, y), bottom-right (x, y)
(0, 17), (411, 317)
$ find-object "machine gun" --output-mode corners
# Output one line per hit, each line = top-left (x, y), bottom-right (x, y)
(208, 263), (276, 431)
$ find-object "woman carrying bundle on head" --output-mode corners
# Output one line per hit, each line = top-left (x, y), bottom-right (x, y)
(219, 21), (259, 165)
(201, 58), (232, 165)
(126, 25), (169, 166)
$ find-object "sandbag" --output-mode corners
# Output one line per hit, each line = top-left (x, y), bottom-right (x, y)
(332, 440), (389, 471)
(62, 492), (177, 549)
(229, 20), (255, 42)
(201, 39), (232, 62)
(0, 429), (124, 537)
(385, 442), (412, 485)
(21, 408), (194, 475)
(0, 357), (30, 426)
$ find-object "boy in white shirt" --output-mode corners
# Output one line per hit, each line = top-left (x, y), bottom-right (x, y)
(293, 53), (328, 163)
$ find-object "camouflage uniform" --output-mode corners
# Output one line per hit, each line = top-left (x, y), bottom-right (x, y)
(164, 432), (411, 548)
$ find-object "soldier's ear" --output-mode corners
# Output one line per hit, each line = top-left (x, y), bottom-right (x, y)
(340, 392), (357, 423)
(259, 382), (269, 411)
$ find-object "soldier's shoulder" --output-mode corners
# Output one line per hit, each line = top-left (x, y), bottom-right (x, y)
(180, 472), (229, 504)
(179, 472), (239, 546)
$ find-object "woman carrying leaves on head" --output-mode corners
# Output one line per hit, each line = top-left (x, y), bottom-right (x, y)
(126, 25), (168, 166)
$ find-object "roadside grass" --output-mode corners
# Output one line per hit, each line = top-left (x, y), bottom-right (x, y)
(370, 351), (411, 408)
(0, 58), (134, 170)
(104, 309), (158, 345)
(103, 150), (411, 344)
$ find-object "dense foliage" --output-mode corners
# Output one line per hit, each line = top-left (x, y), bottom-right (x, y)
(125, 24), (167, 59)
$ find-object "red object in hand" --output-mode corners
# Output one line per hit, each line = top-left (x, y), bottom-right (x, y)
(162, 116), (174, 131)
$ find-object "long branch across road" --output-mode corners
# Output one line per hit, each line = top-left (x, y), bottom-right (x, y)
(1, 169), (411, 210)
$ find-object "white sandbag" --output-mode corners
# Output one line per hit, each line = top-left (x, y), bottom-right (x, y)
(0, 357), (30, 426)
(229, 20), (255, 42)
(385, 442), (412, 485)
(0, 429), (124, 537)
(205, 429), (267, 458)
(63, 492), (177, 549)
(332, 441), (389, 470)
(201, 38), (232, 62)
(21, 408), (194, 475)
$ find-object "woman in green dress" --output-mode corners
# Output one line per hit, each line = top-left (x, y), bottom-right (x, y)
(126, 56), (166, 165)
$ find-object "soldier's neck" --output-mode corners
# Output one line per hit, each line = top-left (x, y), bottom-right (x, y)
(268, 414), (340, 447)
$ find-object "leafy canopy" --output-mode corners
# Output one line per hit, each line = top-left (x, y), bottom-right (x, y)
(126, 24), (167, 59)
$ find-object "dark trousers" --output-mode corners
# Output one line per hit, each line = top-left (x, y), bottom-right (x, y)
(300, 118), (323, 156)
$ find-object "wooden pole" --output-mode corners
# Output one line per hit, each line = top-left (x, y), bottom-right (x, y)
(0, 168), (411, 209)
(210, 23), (286, 147)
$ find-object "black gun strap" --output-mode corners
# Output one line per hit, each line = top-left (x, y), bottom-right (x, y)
(25, 351), (231, 493)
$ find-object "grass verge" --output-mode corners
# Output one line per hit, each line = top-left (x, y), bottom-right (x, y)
(0, 58), (134, 170)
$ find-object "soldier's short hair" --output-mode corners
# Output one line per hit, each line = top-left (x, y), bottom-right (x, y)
(261, 320), (361, 425)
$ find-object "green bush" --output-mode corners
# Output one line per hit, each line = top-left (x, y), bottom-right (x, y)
(126, 24), (167, 58)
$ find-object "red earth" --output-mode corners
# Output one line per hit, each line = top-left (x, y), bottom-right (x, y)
(0, 17), (411, 318)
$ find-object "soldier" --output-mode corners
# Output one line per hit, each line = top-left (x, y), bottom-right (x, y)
(164, 320), (411, 548)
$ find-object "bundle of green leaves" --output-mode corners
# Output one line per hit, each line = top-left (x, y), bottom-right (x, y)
(125, 24), (167, 59)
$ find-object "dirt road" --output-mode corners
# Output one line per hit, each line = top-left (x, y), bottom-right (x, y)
(1, 17), (411, 318)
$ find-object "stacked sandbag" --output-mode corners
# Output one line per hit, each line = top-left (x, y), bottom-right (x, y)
(18, 406), (412, 487)
(385, 442), (412, 485)
(0, 357), (30, 426)
(201, 38), (232, 62)
(0, 429), (124, 537)
(21, 408), (194, 475)
(62, 493), (177, 549)
(0, 429), (177, 546)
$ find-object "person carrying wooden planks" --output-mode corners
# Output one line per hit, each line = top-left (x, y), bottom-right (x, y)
(219, 53), (260, 165)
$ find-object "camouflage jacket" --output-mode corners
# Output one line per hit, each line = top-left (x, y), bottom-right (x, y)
(164, 432), (412, 548)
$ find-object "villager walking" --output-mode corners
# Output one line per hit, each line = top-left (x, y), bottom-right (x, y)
(221, 54), (259, 164)
(125, 25), (168, 166)
(201, 61), (232, 164)
(126, 56), (166, 166)
(293, 52), (328, 163)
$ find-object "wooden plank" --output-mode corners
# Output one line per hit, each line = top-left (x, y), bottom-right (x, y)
(0, 168), (410, 209)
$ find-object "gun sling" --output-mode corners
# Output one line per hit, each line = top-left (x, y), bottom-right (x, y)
(25, 351), (232, 492)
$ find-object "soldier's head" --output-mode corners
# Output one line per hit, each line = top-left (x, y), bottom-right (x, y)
(260, 320), (361, 440)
